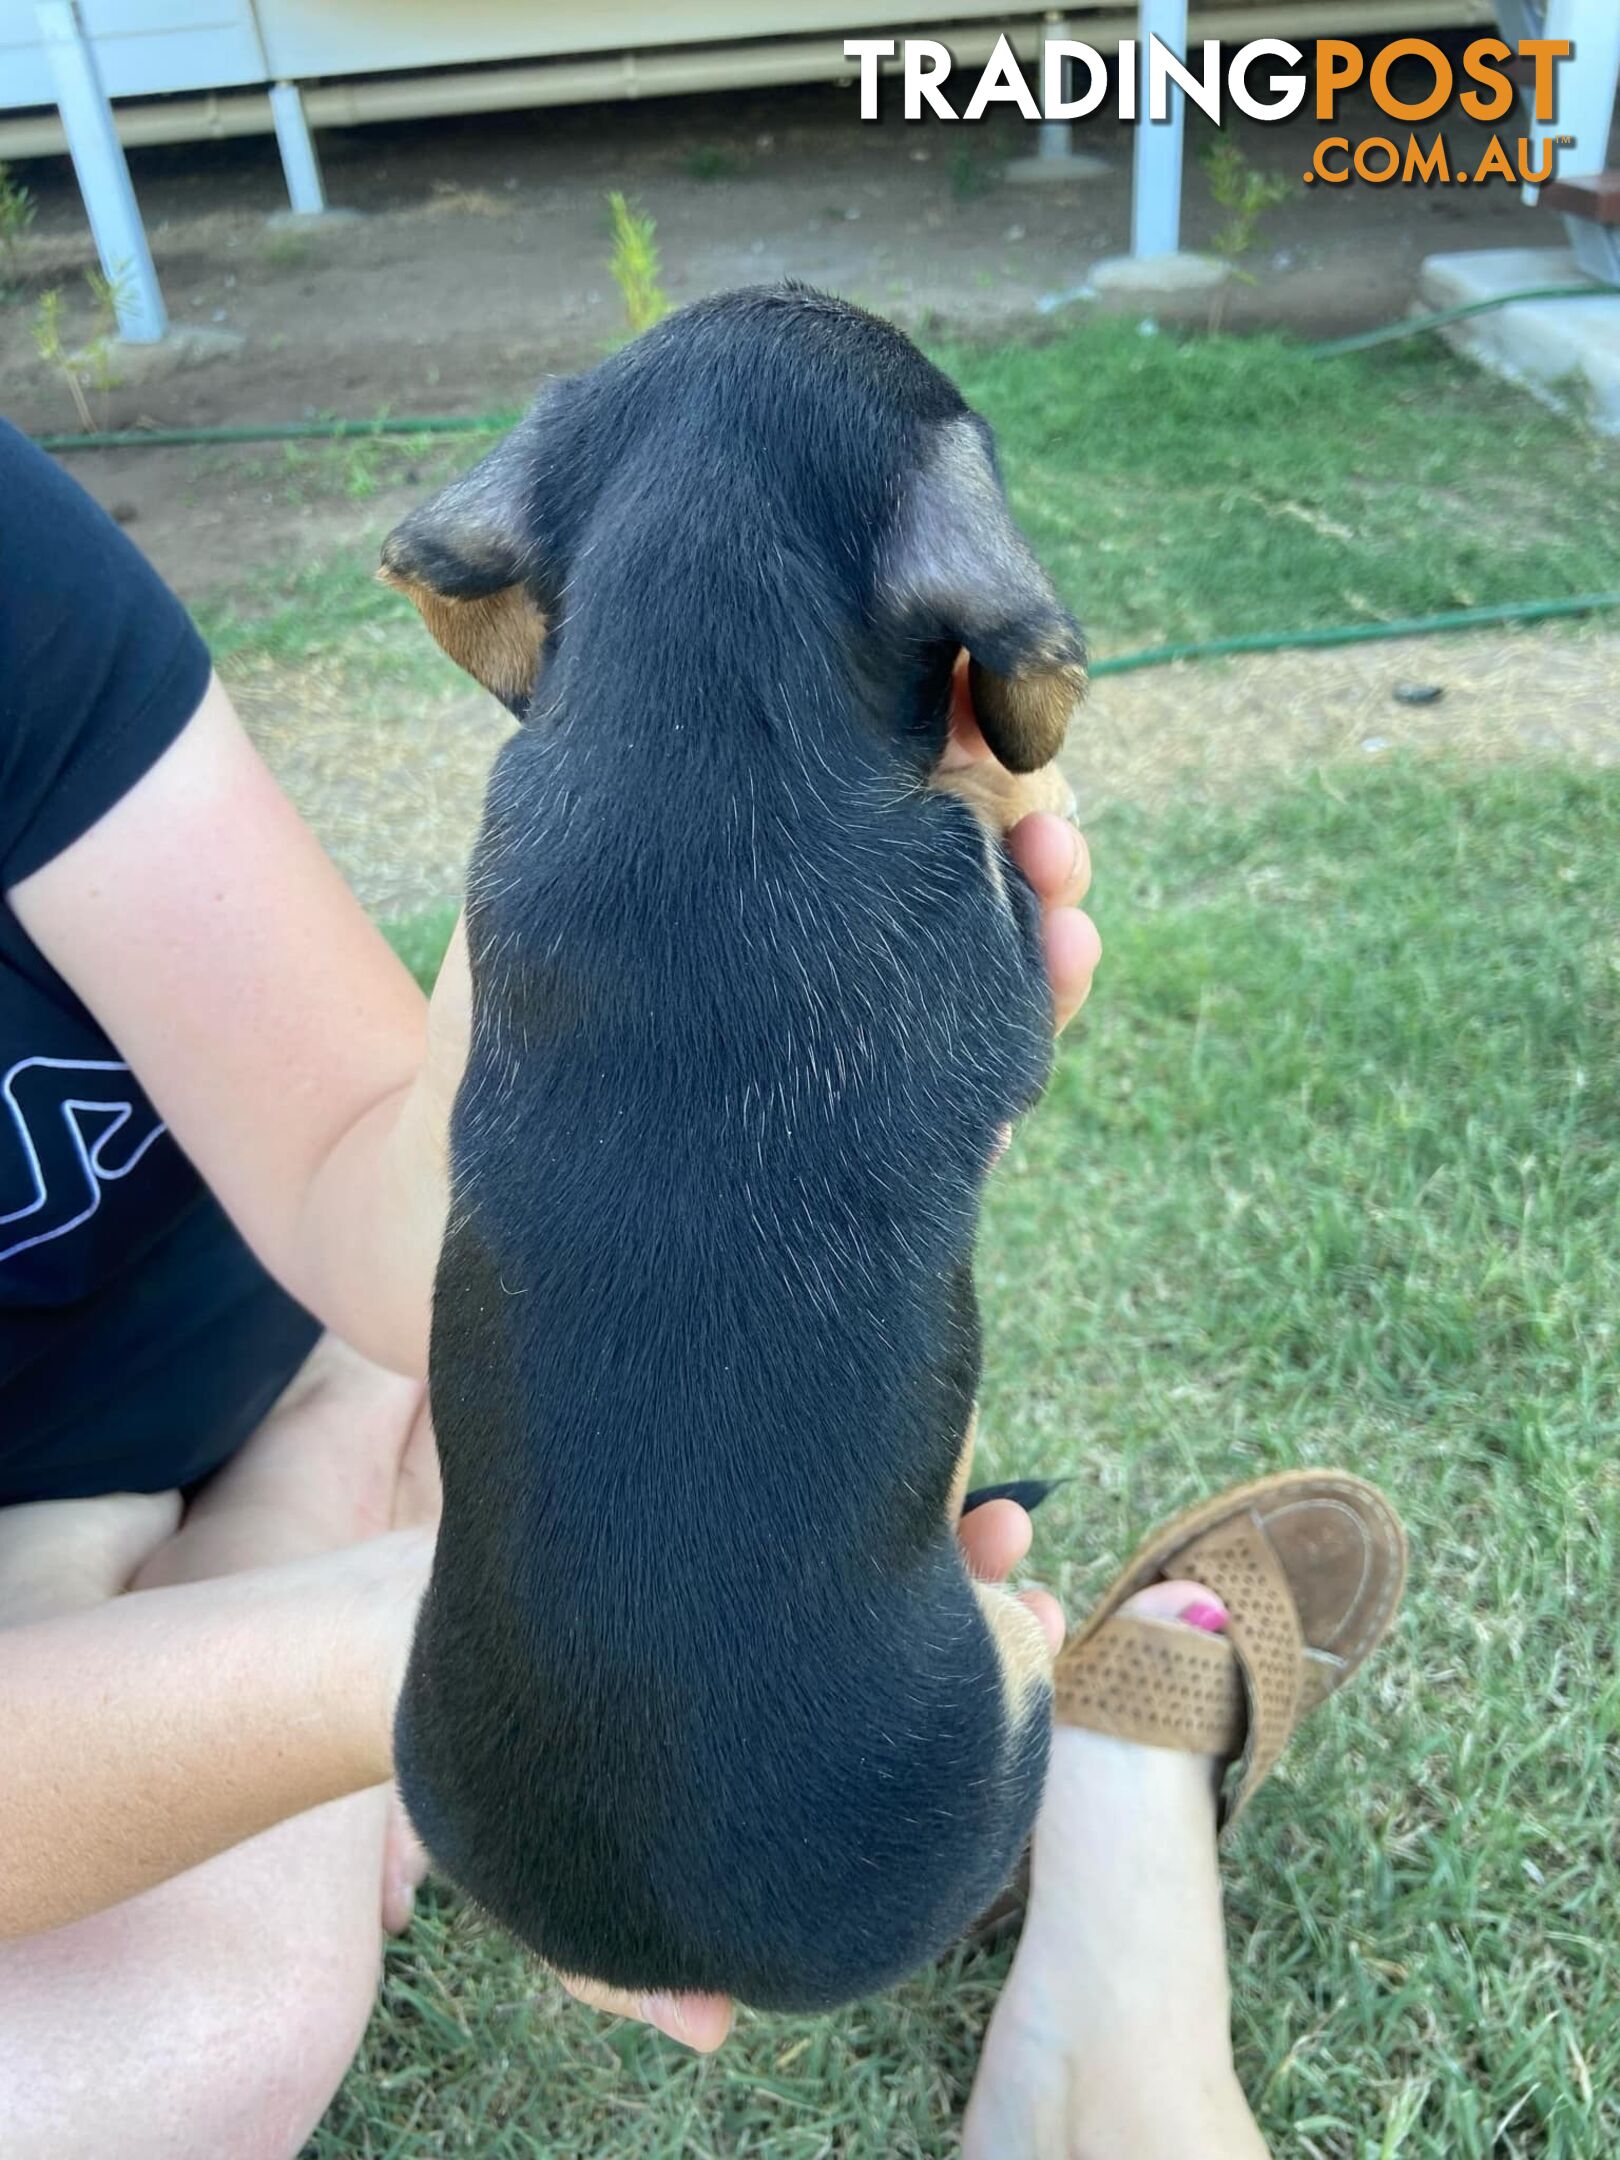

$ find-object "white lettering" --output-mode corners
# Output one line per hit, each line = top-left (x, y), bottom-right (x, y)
(1228, 39), (1306, 121)
(843, 39), (896, 122)
(1117, 39), (1137, 122)
(963, 33), (1041, 122)
(1147, 35), (1223, 123)
(904, 40), (957, 121)
(1043, 40), (1110, 121)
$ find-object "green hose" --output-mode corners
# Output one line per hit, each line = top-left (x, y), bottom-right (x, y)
(30, 413), (518, 453)
(1306, 283), (1620, 359)
(26, 276), (1619, 451)
(30, 282), (1620, 451)
(1088, 592), (1620, 677)
(26, 321), (1620, 674)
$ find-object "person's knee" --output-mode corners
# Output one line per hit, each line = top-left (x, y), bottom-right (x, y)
(213, 1923), (382, 2160)
(1, 1898), (381, 2160)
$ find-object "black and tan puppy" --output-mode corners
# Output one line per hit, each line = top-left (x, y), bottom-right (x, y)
(383, 286), (1085, 2012)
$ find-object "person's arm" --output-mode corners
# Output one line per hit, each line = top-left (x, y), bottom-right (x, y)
(7, 665), (1091, 1383)
(0, 1529), (429, 1939)
(7, 674), (470, 1378)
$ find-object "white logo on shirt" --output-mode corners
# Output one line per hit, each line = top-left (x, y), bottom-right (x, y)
(0, 1057), (168, 1266)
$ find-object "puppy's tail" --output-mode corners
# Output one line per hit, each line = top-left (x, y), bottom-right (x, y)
(961, 1476), (1071, 1517)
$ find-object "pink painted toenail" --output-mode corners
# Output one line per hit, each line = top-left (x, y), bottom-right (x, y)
(1182, 1599), (1227, 1634)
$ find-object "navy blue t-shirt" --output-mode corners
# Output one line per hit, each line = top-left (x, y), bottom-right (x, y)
(0, 421), (318, 1502)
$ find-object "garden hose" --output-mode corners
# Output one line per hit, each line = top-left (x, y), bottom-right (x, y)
(1088, 593), (1620, 677)
(1305, 282), (1620, 358)
(27, 283), (1620, 453)
(29, 413), (518, 452)
(25, 294), (1620, 675)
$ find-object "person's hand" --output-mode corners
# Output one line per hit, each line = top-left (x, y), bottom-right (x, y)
(940, 655), (1099, 1034)
(551, 1496), (1062, 2052)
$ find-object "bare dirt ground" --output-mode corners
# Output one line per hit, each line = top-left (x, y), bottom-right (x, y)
(5, 61), (1611, 913)
(2, 62), (1554, 598)
(232, 625), (1620, 919)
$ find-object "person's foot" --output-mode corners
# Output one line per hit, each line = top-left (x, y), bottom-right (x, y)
(133, 1333), (428, 1590)
(962, 1581), (1271, 2160)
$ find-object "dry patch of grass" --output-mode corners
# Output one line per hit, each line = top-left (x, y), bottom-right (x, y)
(226, 653), (511, 916)
(229, 623), (1620, 919)
(1070, 626), (1620, 816)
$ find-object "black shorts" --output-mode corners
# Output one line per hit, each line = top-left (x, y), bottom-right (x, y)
(0, 1191), (321, 1506)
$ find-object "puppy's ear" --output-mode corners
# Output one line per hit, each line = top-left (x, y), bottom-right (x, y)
(380, 428), (548, 714)
(883, 417), (1085, 773)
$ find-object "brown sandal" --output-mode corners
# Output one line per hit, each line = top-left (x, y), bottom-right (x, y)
(1053, 1469), (1408, 1829)
(960, 1471), (1406, 1953)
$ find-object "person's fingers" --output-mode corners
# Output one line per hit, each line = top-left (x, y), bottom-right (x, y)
(641, 1991), (735, 2051)
(957, 1497), (1032, 1583)
(1008, 812), (1090, 910)
(1045, 906), (1102, 1034)
(558, 1972), (734, 2053)
(1019, 1586), (1066, 1656)
(381, 1800), (431, 1935)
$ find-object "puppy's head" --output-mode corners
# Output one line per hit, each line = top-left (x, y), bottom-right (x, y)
(381, 285), (1084, 771)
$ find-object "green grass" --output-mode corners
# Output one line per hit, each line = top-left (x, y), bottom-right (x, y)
(198, 427), (505, 511)
(684, 147), (746, 183)
(335, 755), (1620, 2158)
(197, 322), (1620, 677)
(204, 321), (1617, 2154)
(943, 325), (1620, 650)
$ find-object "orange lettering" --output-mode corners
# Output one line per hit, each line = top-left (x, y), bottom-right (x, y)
(1518, 137), (1554, 184)
(1520, 39), (1571, 123)
(1369, 39), (1452, 125)
(1405, 134), (1450, 184)
(1460, 38), (1513, 123)
(1354, 136), (1401, 184)
(1314, 40), (1363, 121)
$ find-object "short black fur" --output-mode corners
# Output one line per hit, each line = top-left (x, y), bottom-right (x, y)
(394, 288), (1081, 2010)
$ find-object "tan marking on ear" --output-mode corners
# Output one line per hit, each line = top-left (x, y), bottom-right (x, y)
(884, 418), (1086, 772)
(969, 657), (1087, 776)
(379, 565), (546, 706)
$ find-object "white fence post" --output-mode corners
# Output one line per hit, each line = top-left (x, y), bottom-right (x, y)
(1037, 13), (1074, 164)
(34, 0), (166, 343)
(1132, 0), (1189, 259)
(1526, 0), (1620, 197)
(269, 81), (327, 215)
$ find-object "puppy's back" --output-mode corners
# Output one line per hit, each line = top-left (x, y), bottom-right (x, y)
(400, 718), (1052, 2008)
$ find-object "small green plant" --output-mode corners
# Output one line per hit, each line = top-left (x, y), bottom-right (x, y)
(948, 143), (1001, 202)
(31, 289), (89, 427)
(262, 226), (312, 270)
(683, 146), (742, 183)
(605, 190), (669, 336)
(1201, 138), (1291, 271)
(31, 265), (124, 428)
(81, 266), (128, 393)
(0, 159), (36, 280)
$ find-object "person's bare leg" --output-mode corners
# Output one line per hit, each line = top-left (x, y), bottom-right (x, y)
(963, 1582), (1272, 2160)
(0, 1336), (430, 2160)
(0, 1489), (180, 1626)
